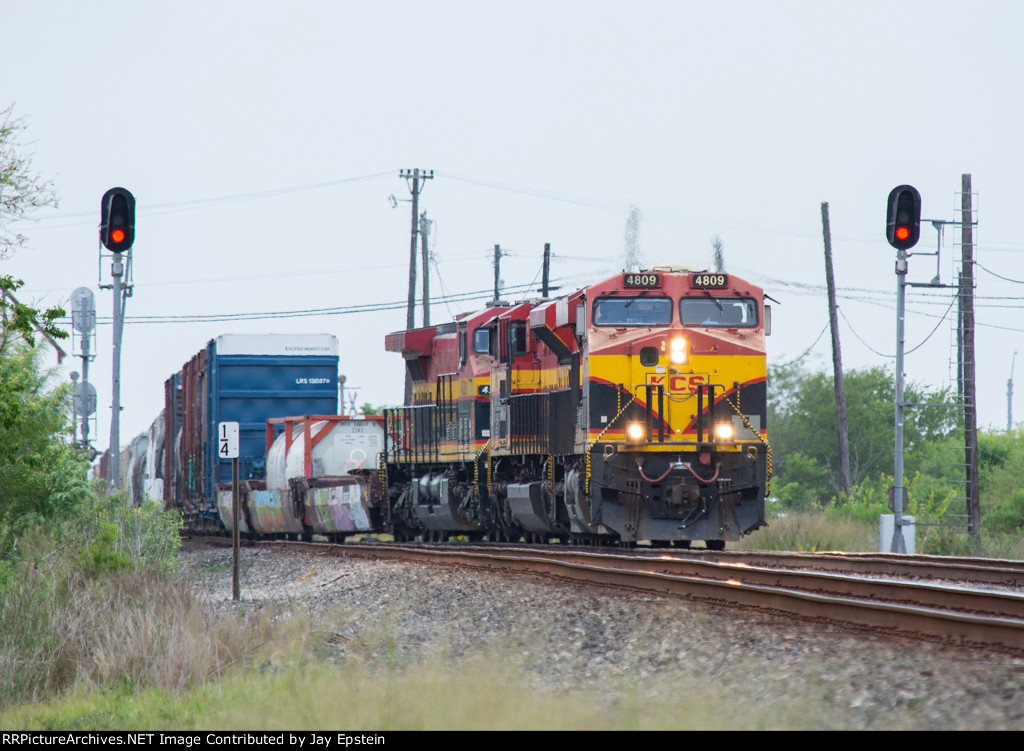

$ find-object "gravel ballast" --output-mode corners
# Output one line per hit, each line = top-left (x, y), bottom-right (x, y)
(181, 541), (1024, 730)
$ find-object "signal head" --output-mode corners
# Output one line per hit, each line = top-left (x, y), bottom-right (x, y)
(100, 187), (135, 252)
(885, 185), (921, 250)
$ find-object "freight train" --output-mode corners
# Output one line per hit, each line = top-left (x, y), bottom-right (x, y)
(114, 264), (772, 548)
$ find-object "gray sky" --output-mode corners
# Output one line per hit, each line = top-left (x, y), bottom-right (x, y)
(6, 0), (1024, 450)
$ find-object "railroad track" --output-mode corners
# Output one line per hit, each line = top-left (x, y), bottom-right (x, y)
(247, 540), (1024, 655)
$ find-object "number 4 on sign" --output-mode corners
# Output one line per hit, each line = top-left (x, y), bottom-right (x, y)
(219, 422), (239, 459)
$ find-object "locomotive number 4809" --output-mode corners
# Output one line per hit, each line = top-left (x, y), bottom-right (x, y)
(691, 273), (729, 288)
(623, 273), (661, 287)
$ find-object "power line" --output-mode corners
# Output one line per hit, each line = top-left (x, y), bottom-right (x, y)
(61, 278), (561, 327)
(976, 261), (1024, 284)
(13, 171), (398, 227)
(438, 172), (616, 209)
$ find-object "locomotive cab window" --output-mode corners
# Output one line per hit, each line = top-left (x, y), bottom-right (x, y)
(593, 296), (672, 327)
(509, 320), (528, 357)
(472, 327), (491, 354)
(679, 298), (758, 327)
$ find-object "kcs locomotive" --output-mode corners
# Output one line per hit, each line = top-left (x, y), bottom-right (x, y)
(382, 263), (771, 548)
(121, 264), (771, 549)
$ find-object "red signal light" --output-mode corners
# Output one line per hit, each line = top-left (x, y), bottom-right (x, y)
(886, 185), (921, 250)
(100, 187), (135, 252)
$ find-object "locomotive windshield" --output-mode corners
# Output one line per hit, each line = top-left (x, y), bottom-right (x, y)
(593, 296), (672, 327)
(679, 298), (758, 327)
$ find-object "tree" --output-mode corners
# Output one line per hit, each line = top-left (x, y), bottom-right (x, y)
(0, 106), (82, 558)
(0, 105), (65, 353)
(0, 345), (90, 543)
(1, 275), (66, 352)
(0, 104), (58, 259)
(769, 363), (955, 504)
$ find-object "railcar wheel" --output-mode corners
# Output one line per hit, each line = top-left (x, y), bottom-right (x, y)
(705, 539), (726, 551)
(672, 540), (692, 549)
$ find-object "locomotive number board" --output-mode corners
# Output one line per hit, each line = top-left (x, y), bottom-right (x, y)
(623, 273), (661, 288)
(691, 273), (729, 288)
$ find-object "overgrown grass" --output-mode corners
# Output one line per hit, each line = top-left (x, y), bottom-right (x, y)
(2, 637), (824, 731)
(738, 505), (1024, 557)
(0, 493), (282, 712)
(5, 487), (1024, 730)
(736, 510), (877, 552)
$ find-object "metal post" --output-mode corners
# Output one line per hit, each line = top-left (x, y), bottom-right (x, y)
(232, 456), (240, 601)
(891, 249), (908, 553)
(81, 326), (91, 452)
(108, 252), (124, 490)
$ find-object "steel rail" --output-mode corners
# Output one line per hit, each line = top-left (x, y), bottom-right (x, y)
(296, 541), (1024, 653)
(621, 548), (1024, 587)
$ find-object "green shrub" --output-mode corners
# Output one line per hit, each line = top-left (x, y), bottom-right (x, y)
(0, 491), (189, 709)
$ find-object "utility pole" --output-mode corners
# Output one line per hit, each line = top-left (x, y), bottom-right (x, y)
(420, 211), (431, 326)
(1008, 352), (1017, 432)
(821, 203), (851, 499)
(542, 243), (551, 297)
(493, 244), (504, 302)
(960, 173), (980, 540)
(399, 169), (433, 331)
(399, 169), (432, 405)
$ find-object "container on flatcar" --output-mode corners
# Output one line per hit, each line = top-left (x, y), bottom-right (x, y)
(234, 415), (386, 540)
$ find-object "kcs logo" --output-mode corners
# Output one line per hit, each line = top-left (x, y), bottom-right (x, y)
(645, 373), (707, 393)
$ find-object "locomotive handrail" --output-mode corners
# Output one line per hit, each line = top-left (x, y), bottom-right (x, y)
(585, 391), (637, 494)
(720, 392), (773, 493)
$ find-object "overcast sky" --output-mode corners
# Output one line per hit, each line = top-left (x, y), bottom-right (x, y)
(5, 0), (1024, 451)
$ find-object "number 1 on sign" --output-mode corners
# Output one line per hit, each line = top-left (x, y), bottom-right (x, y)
(219, 421), (239, 459)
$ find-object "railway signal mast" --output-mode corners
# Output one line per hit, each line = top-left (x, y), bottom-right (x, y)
(70, 287), (97, 455)
(886, 184), (922, 553)
(99, 187), (135, 491)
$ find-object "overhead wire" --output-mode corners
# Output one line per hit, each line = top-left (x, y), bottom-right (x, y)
(775, 322), (829, 367)
(837, 292), (958, 358)
(64, 277), (563, 327)
(13, 171), (399, 228)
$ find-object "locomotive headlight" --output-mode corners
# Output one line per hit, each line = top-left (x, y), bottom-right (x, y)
(669, 336), (687, 365)
(626, 422), (645, 442)
(714, 422), (735, 441)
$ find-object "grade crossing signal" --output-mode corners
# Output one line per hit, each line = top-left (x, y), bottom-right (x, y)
(886, 185), (921, 250)
(100, 187), (135, 252)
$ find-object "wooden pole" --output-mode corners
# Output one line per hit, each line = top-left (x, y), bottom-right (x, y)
(822, 202), (851, 499)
